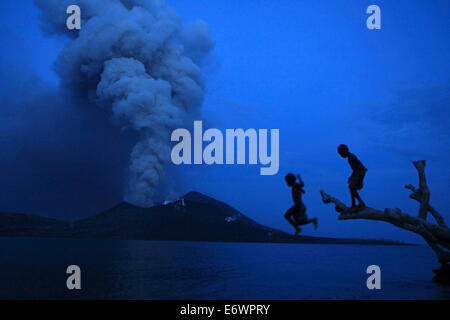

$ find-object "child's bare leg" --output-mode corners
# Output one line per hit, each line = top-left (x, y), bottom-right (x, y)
(284, 213), (300, 232)
(355, 191), (366, 208)
(312, 217), (318, 229)
(350, 187), (357, 207)
(298, 218), (319, 230)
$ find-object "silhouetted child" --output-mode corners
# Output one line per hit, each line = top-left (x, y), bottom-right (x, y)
(337, 144), (368, 209)
(284, 174), (318, 236)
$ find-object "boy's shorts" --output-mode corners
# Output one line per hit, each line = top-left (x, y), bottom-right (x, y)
(350, 170), (366, 190)
(285, 203), (307, 223)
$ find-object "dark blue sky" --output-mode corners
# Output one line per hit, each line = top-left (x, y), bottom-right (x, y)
(0, 0), (449, 243)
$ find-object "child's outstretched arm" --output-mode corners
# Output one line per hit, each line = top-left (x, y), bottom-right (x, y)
(296, 174), (306, 193)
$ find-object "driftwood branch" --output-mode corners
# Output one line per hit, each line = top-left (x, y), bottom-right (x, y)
(412, 161), (431, 220)
(320, 161), (449, 265)
(404, 161), (447, 228)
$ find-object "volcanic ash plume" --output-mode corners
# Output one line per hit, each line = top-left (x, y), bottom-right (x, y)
(35, 0), (215, 206)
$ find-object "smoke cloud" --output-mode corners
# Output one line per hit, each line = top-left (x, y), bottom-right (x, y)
(35, 0), (215, 206)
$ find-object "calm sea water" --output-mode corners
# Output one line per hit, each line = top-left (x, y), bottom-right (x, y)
(0, 238), (448, 300)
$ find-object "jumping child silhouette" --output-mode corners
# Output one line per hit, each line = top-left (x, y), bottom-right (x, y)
(284, 174), (318, 236)
(337, 144), (368, 210)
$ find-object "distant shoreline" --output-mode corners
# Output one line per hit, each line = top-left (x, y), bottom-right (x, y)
(0, 234), (416, 247)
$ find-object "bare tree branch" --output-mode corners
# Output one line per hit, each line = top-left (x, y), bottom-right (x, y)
(405, 183), (447, 228)
(319, 160), (449, 266)
(320, 190), (450, 264)
(413, 161), (431, 220)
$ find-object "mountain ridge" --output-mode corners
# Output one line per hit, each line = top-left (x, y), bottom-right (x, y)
(0, 191), (413, 246)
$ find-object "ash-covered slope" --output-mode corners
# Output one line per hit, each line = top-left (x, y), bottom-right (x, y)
(0, 191), (409, 245)
(68, 191), (406, 245)
(184, 191), (273, 231)
(70, 197), (291, 242)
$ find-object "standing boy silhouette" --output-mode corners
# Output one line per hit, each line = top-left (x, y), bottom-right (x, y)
(337, 144), (368, 209)
(284, 174), (318, 235)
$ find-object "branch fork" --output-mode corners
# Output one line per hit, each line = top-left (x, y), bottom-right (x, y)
(320, 160), (449, 267)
